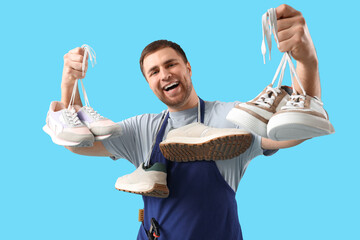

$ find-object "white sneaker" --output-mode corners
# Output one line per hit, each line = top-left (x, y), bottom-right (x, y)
(69, 44), (121, 141)
(226, 53), (291, 137)
(75, 105), (122, 141)
(115, 162), (169, 198)
(159, 122), (252, 162)
(43, 101), (94, 147)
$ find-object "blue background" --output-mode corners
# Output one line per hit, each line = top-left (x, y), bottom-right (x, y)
(1, 0), (359, 239)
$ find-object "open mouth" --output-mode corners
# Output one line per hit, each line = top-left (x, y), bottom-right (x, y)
(164, 82), (179, 91)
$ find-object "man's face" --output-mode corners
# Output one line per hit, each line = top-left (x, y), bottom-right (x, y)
(143, 47), (194, 111)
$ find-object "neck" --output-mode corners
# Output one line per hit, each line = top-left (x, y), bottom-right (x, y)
(168, 89), (198, 112)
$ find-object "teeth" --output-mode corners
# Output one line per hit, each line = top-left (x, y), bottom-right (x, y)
(164, 82), (178, 90)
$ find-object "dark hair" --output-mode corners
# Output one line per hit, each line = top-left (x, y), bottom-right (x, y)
(139, 40), (188, 77)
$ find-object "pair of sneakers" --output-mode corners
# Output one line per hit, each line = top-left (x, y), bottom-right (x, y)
(115, 119), (253, 198)
(227, 8), (334, 141)
(43, 45), (121, 147)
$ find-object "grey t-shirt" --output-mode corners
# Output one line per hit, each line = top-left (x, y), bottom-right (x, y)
(103, 100), (275, 192)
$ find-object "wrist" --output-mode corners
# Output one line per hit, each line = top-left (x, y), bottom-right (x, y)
(61, 77), (76, 89)
(296, 54), (318, 71)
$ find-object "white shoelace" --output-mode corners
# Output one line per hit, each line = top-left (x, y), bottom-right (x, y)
(261, 8), (279, 64)
(82, 106), (105, 120)
(261, 8), (307, 109)
(65, 107), (83, 126)
(255, 53), (288, 108)
(283, 52), (307, 109)
(68, 44), (104, 117)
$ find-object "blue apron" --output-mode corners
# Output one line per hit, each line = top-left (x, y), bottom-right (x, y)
(138, 98), (243, 240)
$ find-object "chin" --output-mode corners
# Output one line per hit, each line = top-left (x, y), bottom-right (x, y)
(161, 95), (187, 109)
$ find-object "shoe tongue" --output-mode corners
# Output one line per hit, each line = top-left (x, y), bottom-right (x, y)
(281, 86), (293, 95)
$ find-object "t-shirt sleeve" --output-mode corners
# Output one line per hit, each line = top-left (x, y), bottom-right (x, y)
(102, 113), (163, 168)
(102, 117), (142, 166)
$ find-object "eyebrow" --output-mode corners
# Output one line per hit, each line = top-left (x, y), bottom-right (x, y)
(147, 59), (178, 75)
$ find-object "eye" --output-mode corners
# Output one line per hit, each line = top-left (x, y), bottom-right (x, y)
(150, 70), (158, 76)
(167, 63), (177, 68)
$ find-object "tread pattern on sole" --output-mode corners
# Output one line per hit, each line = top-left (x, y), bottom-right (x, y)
(116, 183), (169, 198)
(159, 134), (253, 162)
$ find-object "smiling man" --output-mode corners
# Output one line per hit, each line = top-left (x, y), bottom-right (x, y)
(142, 46), (198, 112)
(60, 4), (323, 240)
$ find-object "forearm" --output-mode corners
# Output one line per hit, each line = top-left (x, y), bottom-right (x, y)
(262, 137), (306, 150)
(61, 80), (83, 108)
(65, 141), (114, 156)
(295, 55), (321, 98)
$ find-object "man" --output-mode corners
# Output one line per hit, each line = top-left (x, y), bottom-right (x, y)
(61, 5), (321, 239)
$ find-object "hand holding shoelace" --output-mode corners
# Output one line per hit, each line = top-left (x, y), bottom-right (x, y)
(263, 4), (321, 98)
(61, 47), (90, 107)
(62, 47), (89, 85)
(274, 4), (317, 66)
(68, 45), (96, 110)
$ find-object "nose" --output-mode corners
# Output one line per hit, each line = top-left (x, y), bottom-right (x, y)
(159, 67), (171, 81)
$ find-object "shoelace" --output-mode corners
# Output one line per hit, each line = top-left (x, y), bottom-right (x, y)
(284, 94), (305, 108)
(68, 44), (105, 118)
(283, 52), (307, 109)
(82, 106), (105, 120)
(261, 8), (279, 64)
(261, 8), (308, 109)
(255, 53), (287, 108)
(65, 107), (83, 126)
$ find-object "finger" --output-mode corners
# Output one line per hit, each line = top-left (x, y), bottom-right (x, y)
(69, 47), (85, 55)
(277, 15), (305, 32)
(277, 24), (305, 43)
(64, 58), (82, 71)
(68, 53), (84, 63)
(278, 32), (303, 53)
(276, 4), (301, 20)
(277, 27), (295, 44)
(64, 67), (86, 79)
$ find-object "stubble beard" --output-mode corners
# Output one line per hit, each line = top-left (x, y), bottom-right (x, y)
(158, 78), (194, 110)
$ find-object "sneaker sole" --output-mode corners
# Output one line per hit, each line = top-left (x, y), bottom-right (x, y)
(115, 183), (169, 198)
(159, 134), (252, 162)
(226, 107), (269, 137)
(43, 125), (94, 147)
(94, 134), (112, 141)
(267, 112), (335, 141)
(93, 127), (122, 141)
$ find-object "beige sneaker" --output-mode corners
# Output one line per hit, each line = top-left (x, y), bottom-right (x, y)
(159, 123), (252, 162)
(259, 9), (334, 141)
(267, 53), (335, 141)
(267, 94), (335, 141)
(226, 85), (291, 137)
(226, 53), (291, 138)
(115, 162), (169, 198)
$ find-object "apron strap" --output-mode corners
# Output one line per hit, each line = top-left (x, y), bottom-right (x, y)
(198, 97), (205, 124)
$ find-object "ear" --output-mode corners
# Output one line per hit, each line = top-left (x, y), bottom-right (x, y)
(186, 62), (192, 77)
